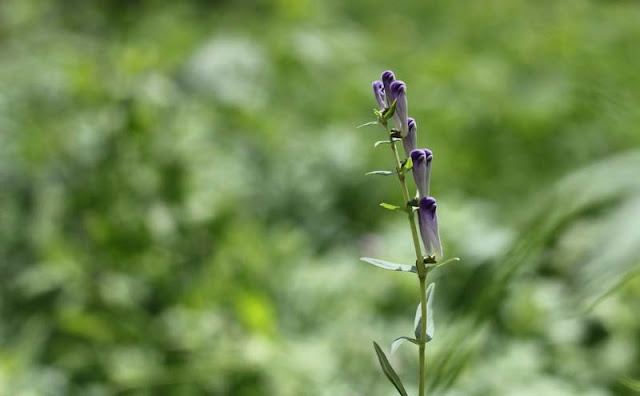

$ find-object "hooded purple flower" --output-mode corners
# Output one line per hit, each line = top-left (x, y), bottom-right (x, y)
(418, 196), (442, 260)
(390, 80), (408, 137)
(410, 148), (433, 198)
(372, 80), (386, 110)
(381, 70), (395, 107)
(403, 117), (418, 157)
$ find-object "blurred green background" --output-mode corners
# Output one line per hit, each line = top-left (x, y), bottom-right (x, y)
(1, 0), (639, 395)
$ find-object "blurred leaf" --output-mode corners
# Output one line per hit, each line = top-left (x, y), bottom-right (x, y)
(357, 121), (379, 128)
(573, 196), (640, 311)
(471, 150), (640, 322)
(390, 336), (419, 355)
(374, 138), (401, 147)
(372, 341), (409, 396)
(365, 170), (393, 176)
(620, 377), (640, 392)
(435, 257), (460, 269)
(379, 203), (402, 211)
(426, 282), (435, 342)
(414, 283), (435, 342)
(360, 257), (416, 273)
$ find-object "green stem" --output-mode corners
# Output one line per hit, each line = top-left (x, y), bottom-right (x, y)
(388, 136), (423, 271)
(418, 275), (427, 396)
(386, 127), (428, 396)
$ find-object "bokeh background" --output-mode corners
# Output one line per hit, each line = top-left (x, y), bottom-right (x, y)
(1, 0), (640, 395)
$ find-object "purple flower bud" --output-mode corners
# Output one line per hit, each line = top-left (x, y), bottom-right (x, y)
(410, 148), (433, 198)
(418, 196), (443, 260)
(381, 70), (395, 106)
(390, 80), (408, 137)
(372, 80), (386, 110)
(403, 117), (418, 156)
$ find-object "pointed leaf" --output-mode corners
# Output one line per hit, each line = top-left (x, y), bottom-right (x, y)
(414, 283), (436, 342)
(401, 156), (413, 172)
(391, 336), (420, 355)
(380, 203), (401, 211)
(374, 138), (402, 147)
(426, 282), (436, 341)
(383, 99), (397, 121)
(357, 121), (379, 128)
(360, 257), (417, 273)
(366, 171), (394, 176)
(373, 341), (409, 396)
(435, 257), (461, 269)
(413, 302), (422, 339)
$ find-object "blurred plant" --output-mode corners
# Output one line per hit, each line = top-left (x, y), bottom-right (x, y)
(360, 71), (459, 396)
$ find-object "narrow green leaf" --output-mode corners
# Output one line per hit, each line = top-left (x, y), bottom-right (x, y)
(383, 99), (397, 121)
(435, 257), (461, 269)
(426, 282), (436, 341)
(391, 336), (419, 355)
(373, 341), (409, 396)
(357, 121), (379, 128)
(374, 138), (402, 147)
(620, 377), (640, 392)
(413, 302), (422, 339)
(414, 283), (436, 342)
(401, 156), (413, 172)
(379, 203), (401, 211)
(360, 257), (417, 273)
(366, 170), (394, 176)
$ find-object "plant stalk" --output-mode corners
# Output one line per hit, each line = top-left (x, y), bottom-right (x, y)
(387, 127), (428, 396)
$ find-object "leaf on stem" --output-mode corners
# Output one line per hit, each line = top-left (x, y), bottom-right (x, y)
(390, 336), (419, 355)
(379, 203), (402, 211)
(414, 283), (436, 341)
(401, 156), (413, 172)
(357, 120), (380, 128)
(413, 302), (422, 339)
(366, 171), (394, 176)
(426, 282), (436, 341)
(373, 341), (409, 396)
(374, 138), (402, 147)
(360, 257), (417, 273)
(382, 99), (397, 122)
(435, 257), (460, 269)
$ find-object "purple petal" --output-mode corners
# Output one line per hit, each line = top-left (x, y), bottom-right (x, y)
(411, 148), (432, 198)
(418, 196), (442, 260)
(403, 117), (417, 156)
(390, 80), (408, 137)
(381, 70), (396, 106)
(372, 80), (386, 110)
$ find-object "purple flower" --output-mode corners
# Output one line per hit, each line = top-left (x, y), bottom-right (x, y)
(403, 117), (418, 156)
(372, 80), (386, 110)
(410, 148), (433, 198)
(390, 80), (408, 137)
(381, 70), (395, 107)
(418, 196), (443, 260)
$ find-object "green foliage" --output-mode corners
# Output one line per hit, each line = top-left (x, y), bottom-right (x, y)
(0, 0), (639, 395)
(372, 341), (409, 396)
(360, 257), (417, 273)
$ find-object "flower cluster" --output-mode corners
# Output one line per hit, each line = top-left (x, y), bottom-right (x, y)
(372, 70), (443, 260)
